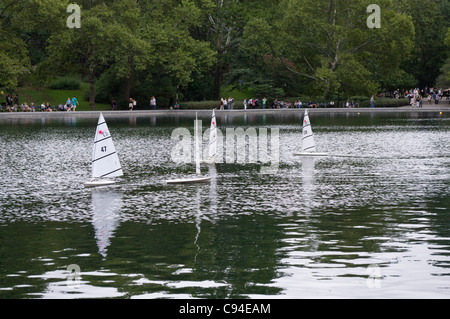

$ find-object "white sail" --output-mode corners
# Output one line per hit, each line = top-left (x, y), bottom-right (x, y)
(209, 109), (217, 160)
(91, 113), (123, 179)
(195, 113), (201, 175)
(301, 110), (317, 153)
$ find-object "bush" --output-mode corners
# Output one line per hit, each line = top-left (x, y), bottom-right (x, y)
(359, 98), (409, 108)
(349, 96), (370, 101)
(49, 78), (81, 90)
(180, 100), (224, 110)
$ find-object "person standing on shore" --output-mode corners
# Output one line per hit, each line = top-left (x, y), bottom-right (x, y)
(229, 97), (234, 110)
(262, 97), (267, 109)
(111, 99), (117, 110)
(150, 96), (156, 110)
(71, 96), (79, 111)
(129, 98), (134, 111)
(370, 96), (375, 108)
(243, 98), (247, 110)
(5, 95), (12, 108)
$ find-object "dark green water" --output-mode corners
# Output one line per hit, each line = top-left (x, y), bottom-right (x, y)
(0, 111), (449, 298)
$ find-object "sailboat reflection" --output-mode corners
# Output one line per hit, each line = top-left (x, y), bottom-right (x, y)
(301, 157), (320, 251)
(301, 157), (317, 212)
(194, 164), (218, 261)
(207, 164), (218, 214)
(194, 186), (202, 261)
(91, 189), (123, 258)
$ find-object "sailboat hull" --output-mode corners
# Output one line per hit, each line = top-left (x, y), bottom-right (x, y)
(294, 152), (328, 157)
(85, 179), (117, 188)
(200, 158), (216, 165)
(166, 176), (212, 184)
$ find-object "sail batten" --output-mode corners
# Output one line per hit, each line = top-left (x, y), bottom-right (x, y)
(101, 168), (123, 178)
(95, 136), (112, 144)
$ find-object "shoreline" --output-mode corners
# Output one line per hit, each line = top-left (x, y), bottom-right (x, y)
(0, 104), (448, 120)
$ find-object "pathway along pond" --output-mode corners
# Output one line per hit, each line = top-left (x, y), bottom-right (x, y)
(0, 111), (449, 298)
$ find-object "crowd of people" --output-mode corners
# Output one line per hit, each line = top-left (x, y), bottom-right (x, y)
(220, 97), (235, 110)
(403, 87), (446, 108)
(3, 88), (447, 113)
(241, 98), (337, 109)
(125, 96), (157, 111)
(1, 94), (79, 112)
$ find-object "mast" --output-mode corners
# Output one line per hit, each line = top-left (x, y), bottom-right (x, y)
(195, 113), (201, 175)
(209, 109), (217, 161)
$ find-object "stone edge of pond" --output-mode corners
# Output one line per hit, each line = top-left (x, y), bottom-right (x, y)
(0, 105), (449, 120)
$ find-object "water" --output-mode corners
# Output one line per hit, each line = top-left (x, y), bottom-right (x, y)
(0, 111), (449, 299)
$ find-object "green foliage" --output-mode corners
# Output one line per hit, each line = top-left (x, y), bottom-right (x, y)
(1, 0), (449, 105)
(359, 98), (410, 108)
(399, 0), (449, 88)
(48, 78), (81, 90)
(179, 100), (221, 110)
(439, 27), (450, 87)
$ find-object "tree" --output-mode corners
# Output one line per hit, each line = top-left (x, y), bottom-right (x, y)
(399, 0), (449, 88)
(44, 0), (215, 108)
(204, 0), (243, 99)
(0, 0), (59, 90)
(139, 0), (216, 90)
(0, 33), (29, 91)
(436, 27), (450, 88)
(240, 0), (414, 98)
(295, 0), (412, 97)
(45, 0), (150, 109)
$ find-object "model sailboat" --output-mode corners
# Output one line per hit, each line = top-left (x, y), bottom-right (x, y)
(202, 109), (217, 165)
(166, 113), (211, 184)
(294, 110), (328, 157)
(85, 113), (124, 188)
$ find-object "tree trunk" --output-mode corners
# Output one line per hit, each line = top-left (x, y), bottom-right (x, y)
(123, 74), (132, 106)
(213, 62), (222, 100)
(89, 67), (96, 110)
(123, 56), (133, 105)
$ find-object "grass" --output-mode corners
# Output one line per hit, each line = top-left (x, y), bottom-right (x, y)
(3, 82), (410, 111)
(3, 83), (111, 111)
(220, 85), (254, 100)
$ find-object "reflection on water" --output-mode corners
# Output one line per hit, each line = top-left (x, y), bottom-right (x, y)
(0, 111), (449, 299)
(91, 189), (123, 258)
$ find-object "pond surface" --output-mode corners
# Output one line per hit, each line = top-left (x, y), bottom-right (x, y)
(0, 111), (449, 299)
